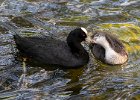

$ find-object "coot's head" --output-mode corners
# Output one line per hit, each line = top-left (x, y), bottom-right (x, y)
(90, 31), (126, 54)
(67, 27), (88, 43)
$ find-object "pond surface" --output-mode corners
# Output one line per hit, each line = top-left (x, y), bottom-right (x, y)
(0, 0), (140, 99)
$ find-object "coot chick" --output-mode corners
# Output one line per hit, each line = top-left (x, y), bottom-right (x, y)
(90, 31), (128, 65)
(14, 27), (89, 68)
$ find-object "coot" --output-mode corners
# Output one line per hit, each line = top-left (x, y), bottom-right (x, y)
(14, 27), (89, 68)
(90, 31), (128, 65)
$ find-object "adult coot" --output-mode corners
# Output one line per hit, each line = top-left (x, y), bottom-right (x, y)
(90, 31), (128, 65)
(14, 27), (89, 68)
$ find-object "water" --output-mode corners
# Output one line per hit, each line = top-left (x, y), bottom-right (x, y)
(0, 0), (140, 99)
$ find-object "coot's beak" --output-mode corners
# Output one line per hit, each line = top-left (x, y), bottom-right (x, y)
(80, 27), (95, 44)
(85, 36), (94, 43)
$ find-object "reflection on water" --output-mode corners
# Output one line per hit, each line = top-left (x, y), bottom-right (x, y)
(0, 0), (140, 99)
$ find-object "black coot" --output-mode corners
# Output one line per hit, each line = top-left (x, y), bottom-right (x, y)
(14, 27), (89, 68)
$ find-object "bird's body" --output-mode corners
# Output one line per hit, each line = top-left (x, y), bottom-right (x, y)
(14, 28), (89, 68)
(104, 44), (128, 64)
(90, 31), (128, 65)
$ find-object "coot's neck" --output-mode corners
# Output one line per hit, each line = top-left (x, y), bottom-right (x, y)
(67, 40), (89, 61)
(67, 40), (85, 53)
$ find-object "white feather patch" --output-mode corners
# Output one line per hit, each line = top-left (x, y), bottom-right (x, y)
(81, 27), (87, 34)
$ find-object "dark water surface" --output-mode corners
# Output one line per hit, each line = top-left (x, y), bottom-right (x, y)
(0, 0), (140, 99)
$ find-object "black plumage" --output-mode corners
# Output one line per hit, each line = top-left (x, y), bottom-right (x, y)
(14, 28), (89, 68)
